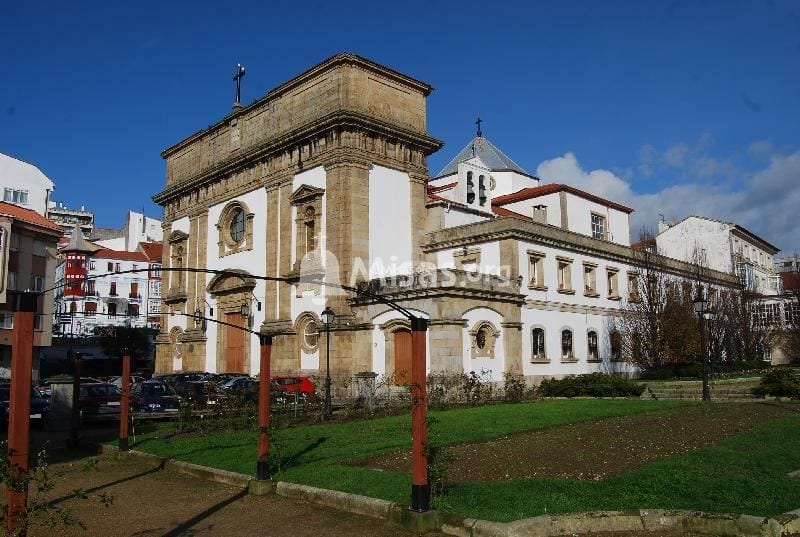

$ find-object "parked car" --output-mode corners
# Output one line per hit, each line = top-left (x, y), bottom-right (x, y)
(79, 383), (122, 419)
(218, 377), (257, 391)
(157, 372), (207, 387)
(271, 376), (317, 400)
(174, 380), (225, 409)
(0, 383), (50, 423)
(109, 375), (146, 389)
(37, 376), (103, 398)
(131, 381), (181, 413)
(201, 373), (249, 387)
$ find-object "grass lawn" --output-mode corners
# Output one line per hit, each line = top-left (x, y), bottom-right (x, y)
(128, 399), (800, 522)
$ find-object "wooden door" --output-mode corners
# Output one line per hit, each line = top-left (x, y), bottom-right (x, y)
(225, 312), (246, 373)
(394, 329), (412, 385)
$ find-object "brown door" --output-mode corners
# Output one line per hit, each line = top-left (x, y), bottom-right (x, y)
(225, 312), (246, 373)
(394, 329), (412, 385)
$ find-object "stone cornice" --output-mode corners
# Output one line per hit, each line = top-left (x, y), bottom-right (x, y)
(424, 217), (740, 287)
(154, 111), (442, 205)
(161, 54), (435, 160)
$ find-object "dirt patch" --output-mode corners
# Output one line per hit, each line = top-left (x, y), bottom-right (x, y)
(2, 454), (441, 537)
(356, 402), (800, 482)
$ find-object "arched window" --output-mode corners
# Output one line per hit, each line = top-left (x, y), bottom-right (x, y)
(587, 330), (598, 361)
(610, 330), (622, 361)
(470, 321), (499, 359)
(561, 329), (574, 361)
(478, 175), (487, 206)
(297, 315), (320, 353)
(466, 171), (475, 204)
(217, 202), (253, 257)
(169, 327), (184, 360)
(531, 328), (546, 362)
(229, 207), (246, 244)
(70, 301), (77, 313)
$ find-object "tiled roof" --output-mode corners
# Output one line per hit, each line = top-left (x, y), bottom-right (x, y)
(491, 184), (634, 214)
(138, 242), (163, 261)
(437, 136), (529, 177)
(426, 181), (458, 195)
(0, 201), (62, 232)
(93, 248), (149, 262)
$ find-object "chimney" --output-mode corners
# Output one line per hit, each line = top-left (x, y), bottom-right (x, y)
(532, 204), (548, 224)
(658, 214), (668, 234)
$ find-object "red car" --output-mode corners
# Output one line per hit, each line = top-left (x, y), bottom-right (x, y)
(271, 376), (316, 400)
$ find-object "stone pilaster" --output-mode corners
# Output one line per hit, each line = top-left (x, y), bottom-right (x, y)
(409, 173), (430, 266)
(324, 160), (370, 315)
(501, 321), (523, 375)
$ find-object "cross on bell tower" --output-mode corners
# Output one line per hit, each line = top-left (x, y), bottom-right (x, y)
(475, 117), (483, 137)
(233, 63), (246, 110)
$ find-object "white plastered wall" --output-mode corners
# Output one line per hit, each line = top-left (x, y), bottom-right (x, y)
(462, 307), (505, 381)
(656, 217), (732, 272)
(290, 166), (327, 373)
(369, 165), (412, 278)
(504, 192), (562, 225)
(206, 188), (268, 375)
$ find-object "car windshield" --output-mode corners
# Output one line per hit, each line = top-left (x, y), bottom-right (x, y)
(84, 385), (120, 397)
(142, 383), (176, 396)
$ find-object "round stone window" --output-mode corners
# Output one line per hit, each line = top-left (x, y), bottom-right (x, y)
(229, 208), (245, 244)
(299, 317), (320, 353)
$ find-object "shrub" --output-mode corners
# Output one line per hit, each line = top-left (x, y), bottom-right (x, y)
(752, 368), (800, 398)
(537, 373), (645, 398)
(640, 360), (771, 380)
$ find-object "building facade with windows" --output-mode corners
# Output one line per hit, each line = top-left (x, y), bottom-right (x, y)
(152, 54), (740, 385)
(655, 216), (781, 296)
(53, 231), (163, 337)
(0, 152), (55, 217)
(0, 202), (61, 379)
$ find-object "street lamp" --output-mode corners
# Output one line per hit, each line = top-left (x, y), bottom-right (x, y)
(321, 306), (335, 420)
(693, 288), (710, 401)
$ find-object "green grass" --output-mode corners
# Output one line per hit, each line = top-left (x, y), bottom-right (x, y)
(128, 399), (800, 521)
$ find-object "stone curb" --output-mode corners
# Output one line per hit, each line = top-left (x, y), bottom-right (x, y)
(98, 444), (800, 536)
(444, 510), (800, 537)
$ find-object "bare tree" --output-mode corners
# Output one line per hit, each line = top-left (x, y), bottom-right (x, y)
(779, 254), (800, 361)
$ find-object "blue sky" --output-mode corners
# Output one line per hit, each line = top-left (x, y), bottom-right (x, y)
(2, 1), (799, 252)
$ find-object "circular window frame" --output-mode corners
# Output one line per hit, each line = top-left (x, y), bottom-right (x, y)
(228, 207), (246, 245)
(298, 315), (320, 353)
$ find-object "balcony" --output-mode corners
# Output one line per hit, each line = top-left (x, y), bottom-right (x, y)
(128, 293), (142, 302)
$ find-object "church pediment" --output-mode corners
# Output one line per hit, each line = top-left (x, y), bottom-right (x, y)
(169, 230), (189, 243)
(207, 269), (257, 295)
(290, 184), (325, 205)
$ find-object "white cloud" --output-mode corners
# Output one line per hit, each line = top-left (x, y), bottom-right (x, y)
(535, 150), (800, 253)
(662, 143), (689, 167)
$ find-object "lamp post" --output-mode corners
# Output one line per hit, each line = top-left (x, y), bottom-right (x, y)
(693, 288), (710, 402)
(321, 307), (335, 420)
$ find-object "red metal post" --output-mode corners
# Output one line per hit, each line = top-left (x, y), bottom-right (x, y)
(7, 291), (37, 537)
(119, 352), (131, 451)
(257, 335), (272, 481)
(410, 317), (430, 512)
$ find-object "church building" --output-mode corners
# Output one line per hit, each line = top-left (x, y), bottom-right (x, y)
(153, 54), (737, 385)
